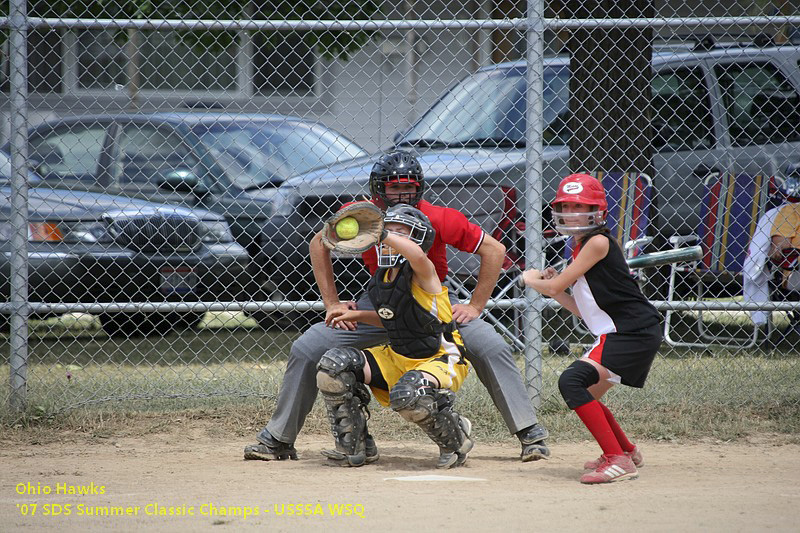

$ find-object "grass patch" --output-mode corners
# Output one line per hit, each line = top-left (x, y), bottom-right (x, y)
(2, 351), (798, 443)
(1, 310), (798, 443)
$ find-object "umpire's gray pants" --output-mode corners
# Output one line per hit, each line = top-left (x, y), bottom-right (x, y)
(265, 292), (537, 443)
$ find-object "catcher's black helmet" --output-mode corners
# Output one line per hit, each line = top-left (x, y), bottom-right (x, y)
(369, 150), (425, 207)
(378, 203), (436, 267)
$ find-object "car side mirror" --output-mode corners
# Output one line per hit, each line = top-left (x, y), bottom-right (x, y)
(158, 169), (208, 194)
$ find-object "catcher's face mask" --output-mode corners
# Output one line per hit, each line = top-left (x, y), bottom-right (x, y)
(377, 222), (427, 267)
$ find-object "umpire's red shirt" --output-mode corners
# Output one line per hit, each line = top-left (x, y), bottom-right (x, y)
(359, 200), (485, 281)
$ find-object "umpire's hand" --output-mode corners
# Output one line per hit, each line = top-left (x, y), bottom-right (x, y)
(452, 303), (481, 324)
(325, 301), (358, 330)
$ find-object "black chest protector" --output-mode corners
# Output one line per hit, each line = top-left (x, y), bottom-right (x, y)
(367, 263), (446, 358)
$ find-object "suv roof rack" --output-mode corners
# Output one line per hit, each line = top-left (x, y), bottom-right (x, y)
(656, 33), (781, 53)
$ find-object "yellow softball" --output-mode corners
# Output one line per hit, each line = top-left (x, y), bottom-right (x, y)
(335, 217), (360, 240)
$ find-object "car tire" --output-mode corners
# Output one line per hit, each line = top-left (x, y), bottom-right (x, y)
(100, 311), (205, 337)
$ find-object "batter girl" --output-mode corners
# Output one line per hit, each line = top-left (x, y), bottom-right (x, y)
(522, 173), (662, 484)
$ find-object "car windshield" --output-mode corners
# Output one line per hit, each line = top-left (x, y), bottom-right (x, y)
(193, 121), (367, 189)
(0, 151), (39, 183)
(398, 66), (570, 147)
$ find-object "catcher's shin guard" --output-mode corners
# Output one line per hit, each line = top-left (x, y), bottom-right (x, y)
(316, 348), (371, 467)
(390, 371), (474, 469)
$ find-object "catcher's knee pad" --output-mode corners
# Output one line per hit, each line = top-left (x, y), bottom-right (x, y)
(316, 348), (370, 467)
(558, 360), (600, 410)
(317, 348), (366, 380)
(389, 370), (439, 421)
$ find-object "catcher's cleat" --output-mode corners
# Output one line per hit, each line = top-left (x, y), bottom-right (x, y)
(365, 433), (379, 464)
(518, 424), (551, 462)
(436, 416), (474, 469)
(321, 432), (379, 467)
(584, 445), (643, 470)
(321, 448), (367, 467)
(244, 430), (298, 461)
(580, 454), (638, 484)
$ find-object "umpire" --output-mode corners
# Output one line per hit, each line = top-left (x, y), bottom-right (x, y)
(245, 150), (550, 462)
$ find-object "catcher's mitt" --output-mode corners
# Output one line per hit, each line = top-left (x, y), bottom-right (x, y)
(320, 201), (385, 254)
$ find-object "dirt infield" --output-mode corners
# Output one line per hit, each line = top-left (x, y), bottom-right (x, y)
(1, 424), (797, 532)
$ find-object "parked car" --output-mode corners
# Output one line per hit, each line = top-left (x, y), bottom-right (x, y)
(0, 151), (252, 336)
(260, 42), (800, 302)
(10, 113), (367, 300)
(390, 43), (800, 238)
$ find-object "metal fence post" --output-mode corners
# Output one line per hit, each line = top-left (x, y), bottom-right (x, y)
(524, 0), (545, 408)
(8, 0), (30, 414)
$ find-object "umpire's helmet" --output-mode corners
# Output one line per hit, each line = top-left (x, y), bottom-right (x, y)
(369, 151), (425, 208)
(378, 204), (436, 267)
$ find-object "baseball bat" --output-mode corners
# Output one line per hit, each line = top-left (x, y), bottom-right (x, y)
(625, 245), (702, 268)
(515, 245), (703, 288)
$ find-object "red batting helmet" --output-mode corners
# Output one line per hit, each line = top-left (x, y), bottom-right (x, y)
(552, 173), (608, 210)
(551, 173), (608, 235)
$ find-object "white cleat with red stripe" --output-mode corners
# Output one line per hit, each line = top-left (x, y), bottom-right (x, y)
(580, 454), (639, 484)
(584, 445), (643, 470)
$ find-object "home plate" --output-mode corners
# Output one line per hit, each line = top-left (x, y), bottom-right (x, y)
(384, 474), (486, 482)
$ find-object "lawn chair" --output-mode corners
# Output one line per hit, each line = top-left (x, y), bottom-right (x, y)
(664, 172), (771, 348)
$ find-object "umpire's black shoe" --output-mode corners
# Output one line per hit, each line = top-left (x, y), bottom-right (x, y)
(244, 429), (298, 461)
(517, 424), (551, 462)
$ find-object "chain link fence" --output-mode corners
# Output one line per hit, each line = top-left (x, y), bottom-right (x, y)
(1, 1), (800, 418)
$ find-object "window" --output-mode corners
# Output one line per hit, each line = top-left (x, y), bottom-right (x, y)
(542, 67), (570, 146)
(5, 28), (318, 96)
(651, 67), (714, 152)
(1, 30), (63, 93)
(715, 62), (800, 146)
(28, 124), (107, 182)
(252, 32), (315, 94)
(116, 124), (199, 185)
(78, 30), (238, 91)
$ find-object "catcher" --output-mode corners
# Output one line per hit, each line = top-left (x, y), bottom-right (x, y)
(316, 203), (474, 468)
(245, 150), (549, 465)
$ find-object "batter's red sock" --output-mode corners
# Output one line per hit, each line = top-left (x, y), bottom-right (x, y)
(598, 401), (635, 453)
(575, 400), (624, 456)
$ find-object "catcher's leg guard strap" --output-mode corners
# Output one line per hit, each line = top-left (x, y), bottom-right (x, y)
(389, 370), (437, 414)
(390, 371), (471, 456)
(316, 348), (370, 466)
(558, 360), (600, 410)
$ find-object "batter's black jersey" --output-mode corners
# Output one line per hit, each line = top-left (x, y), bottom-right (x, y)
(572, 234), (661, 335)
